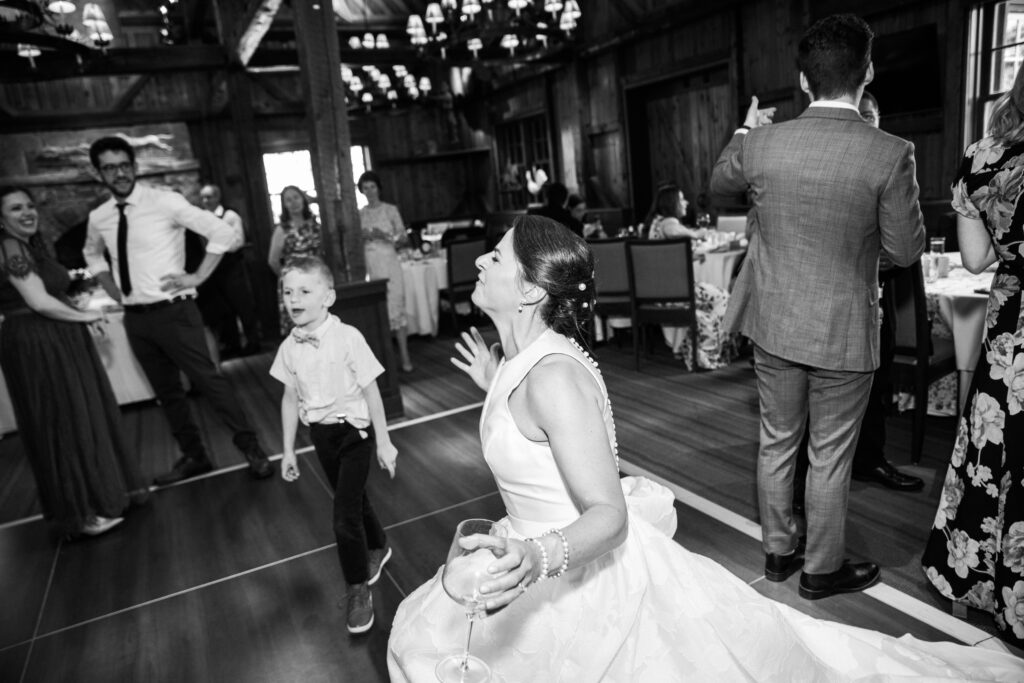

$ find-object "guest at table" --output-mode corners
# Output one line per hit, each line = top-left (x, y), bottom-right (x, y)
(268, 185), (323, 336)
(528, 182), (582, 237)
(357, 171), (413, 373)
(0, 186), (147, 538)
(642, 184), (709, 241)
(569, 194), (605, 239)
(922, 64), (1024, 646)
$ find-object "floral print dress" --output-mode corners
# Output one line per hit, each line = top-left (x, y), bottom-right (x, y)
(922, 136), (1024, 645)
(276, 218), (323, 335)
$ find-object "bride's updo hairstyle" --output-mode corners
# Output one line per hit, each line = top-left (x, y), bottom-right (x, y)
(512, 214), (596, 340)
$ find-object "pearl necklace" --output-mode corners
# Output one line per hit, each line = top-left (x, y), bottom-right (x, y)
(567, 337), (620, 471)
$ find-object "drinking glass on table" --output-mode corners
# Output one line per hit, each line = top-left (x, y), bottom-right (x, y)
(929, 237), (946, 254)
(436, 518), (508, 683)
(697, 212), (712, 230)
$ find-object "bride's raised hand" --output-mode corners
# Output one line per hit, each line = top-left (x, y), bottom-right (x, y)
(472, 536), (542, 611)
(451, 326), (502, 391)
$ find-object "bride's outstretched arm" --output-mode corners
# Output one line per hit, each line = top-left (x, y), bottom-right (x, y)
(479, 356), (627, 610)
(451, 326), (503, 391)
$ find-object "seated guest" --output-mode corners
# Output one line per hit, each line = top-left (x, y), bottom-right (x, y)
(569, 194), (606, 239)
(528, 182), (582, 237)
(643, 184), (709, 241)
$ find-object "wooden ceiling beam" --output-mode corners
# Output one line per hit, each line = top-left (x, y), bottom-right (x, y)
(0, 46), (229, 84)
(215, 0), (284, 66)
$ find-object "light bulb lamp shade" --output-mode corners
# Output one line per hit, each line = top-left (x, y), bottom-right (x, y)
(375, 33), (388, 48)
(405, 0), (578, 63)
(424, 2), (443, 31)
(341, 64), (353, 81)
(362, 31), (374, 48)
(418, 76), (431, 92)
(377, 73), (391, 90)
(1, 0), (107, 67)
(348, 75), (363, 92)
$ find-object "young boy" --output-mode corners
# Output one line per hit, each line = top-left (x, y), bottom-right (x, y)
(270, 256), (398, 634)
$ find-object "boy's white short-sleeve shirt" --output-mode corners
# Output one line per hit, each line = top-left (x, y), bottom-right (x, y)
(270, 314), (384, 427)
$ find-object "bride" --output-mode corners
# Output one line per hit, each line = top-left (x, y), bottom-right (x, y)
(387, 215), (1023, 681)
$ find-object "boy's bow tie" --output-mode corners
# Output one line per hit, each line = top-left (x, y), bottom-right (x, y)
(292, 330), (320, 348)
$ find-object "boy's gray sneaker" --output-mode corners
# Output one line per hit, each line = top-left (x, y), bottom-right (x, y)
(368, 546), (392, 586)
(346, 582), (374, 634)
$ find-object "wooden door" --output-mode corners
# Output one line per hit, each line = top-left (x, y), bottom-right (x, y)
(627, 65), (733, 222)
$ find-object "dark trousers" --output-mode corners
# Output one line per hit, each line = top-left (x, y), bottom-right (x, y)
(124, 299), (259, 460)
(196, 251), (260, 350)
(795, 279), (896, 491)
(309, 421), (387, 586)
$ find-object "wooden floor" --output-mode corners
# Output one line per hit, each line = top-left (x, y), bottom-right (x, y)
(2, 328), (1022, 682)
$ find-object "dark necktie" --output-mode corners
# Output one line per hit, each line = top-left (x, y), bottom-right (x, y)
(116, 202), (131, 296)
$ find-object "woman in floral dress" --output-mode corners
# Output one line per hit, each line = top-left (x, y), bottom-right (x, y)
(644, 184), (735, 370)
(922, 68), (1024, 646)
(267, 185), (323, 335)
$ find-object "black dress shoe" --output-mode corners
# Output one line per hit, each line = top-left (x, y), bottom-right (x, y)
(154, 455), (214, 486)
(852, 460), (924, 491)
(765, 536), (806, 582)
(243, 446), (274, 479)
(799, 561), (880, 600)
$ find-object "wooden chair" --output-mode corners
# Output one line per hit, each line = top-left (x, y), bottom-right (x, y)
(588, 237), (631, 344)
(625, 238), (698, 371)
(440, 237), (487, 334)
(889, 260), (957, 463)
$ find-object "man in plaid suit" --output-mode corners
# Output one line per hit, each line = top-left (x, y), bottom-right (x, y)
(710, 14), (925, 599)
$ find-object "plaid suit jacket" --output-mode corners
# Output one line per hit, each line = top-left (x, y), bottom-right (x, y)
(710, 106), (925, 372)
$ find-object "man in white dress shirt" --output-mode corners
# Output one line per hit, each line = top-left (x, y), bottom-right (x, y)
(84, 136), (272, 484)
(195, 183), (261, 358)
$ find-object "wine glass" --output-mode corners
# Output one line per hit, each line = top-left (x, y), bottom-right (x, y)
(436, 518), (508, 683)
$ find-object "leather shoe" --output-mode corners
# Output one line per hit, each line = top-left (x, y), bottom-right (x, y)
(154, 455), (213, 486)
(243, 446), (274, 479)
(799, 561), (881, 600)
(852, 460), (924, 491)
(765, 535), (806, 582)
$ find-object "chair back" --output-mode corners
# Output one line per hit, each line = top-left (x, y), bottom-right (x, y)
(589, 238), (629, 297)
(889, 260), (929, 363)
(441, 225), (484, 247)
(626, 238), (695, 303)
(446, 237), (487, 288)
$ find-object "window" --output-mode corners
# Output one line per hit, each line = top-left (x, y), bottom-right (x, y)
(495, 114), (553, 211)
(262, 146), (372, 217)
(967, 1), (1024, 139)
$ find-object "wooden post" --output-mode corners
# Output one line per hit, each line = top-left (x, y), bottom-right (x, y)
(291, 0), (365, 283)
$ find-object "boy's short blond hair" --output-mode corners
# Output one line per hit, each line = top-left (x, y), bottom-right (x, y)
(281, 256), (334, 288)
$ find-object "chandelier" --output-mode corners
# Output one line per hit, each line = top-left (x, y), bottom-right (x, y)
(0, 0), (116, 68)
(405, 0), (580, 62)
(342, 63), (434, 113)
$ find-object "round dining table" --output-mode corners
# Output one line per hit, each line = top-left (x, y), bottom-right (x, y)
(923, 252), (996, 413)
(401, 255), (449, 337)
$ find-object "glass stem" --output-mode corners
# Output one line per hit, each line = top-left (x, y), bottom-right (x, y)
(460, 612), (476, 672)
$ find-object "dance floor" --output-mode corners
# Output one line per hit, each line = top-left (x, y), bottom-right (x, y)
(1, 329), (1021, 681)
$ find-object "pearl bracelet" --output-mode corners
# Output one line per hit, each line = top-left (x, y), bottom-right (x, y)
(546, 528), (570, 578)
(526, 536), (549, 583)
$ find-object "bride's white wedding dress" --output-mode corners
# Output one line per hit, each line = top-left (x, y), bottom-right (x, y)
(387, 329), (1024, 682)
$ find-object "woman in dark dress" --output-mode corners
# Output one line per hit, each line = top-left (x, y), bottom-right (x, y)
(0, 186), (146, 538)
(921, 68), (1024, 645)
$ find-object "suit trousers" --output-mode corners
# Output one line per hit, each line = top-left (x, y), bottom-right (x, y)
(124, 299), (259, 461)
(754, 344), (873, 574)
(793, 279), (897, 490)
(309, 422), (387, 586)
(196, 250), (260, 350)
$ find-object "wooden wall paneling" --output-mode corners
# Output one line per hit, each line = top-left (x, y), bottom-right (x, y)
(552, 63), (585, 196)
(740, 0), (803, 97)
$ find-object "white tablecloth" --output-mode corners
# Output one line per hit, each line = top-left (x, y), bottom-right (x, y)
(693, 248), (745, 292)
(402, 257), (448, 337)
(923, 252), (995, 411)
(0, 302), (156, 435)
